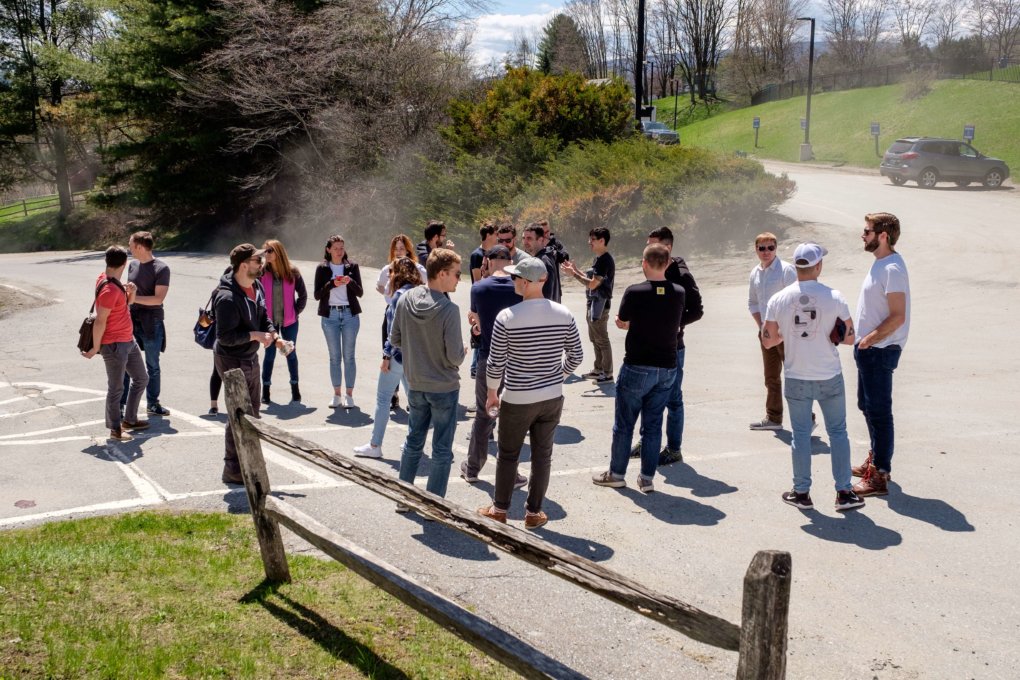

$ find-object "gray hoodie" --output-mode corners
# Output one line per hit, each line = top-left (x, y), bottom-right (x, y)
(389, 285), (465, 393)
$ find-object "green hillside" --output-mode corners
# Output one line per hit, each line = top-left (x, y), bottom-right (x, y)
(660, 80), (1020, 172)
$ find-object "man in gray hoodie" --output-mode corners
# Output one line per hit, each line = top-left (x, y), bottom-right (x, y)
(390, 248), (466, 510)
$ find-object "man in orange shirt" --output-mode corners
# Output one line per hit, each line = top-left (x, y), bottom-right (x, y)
(81, 246), (150, 440)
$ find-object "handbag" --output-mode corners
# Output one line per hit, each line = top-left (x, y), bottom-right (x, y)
(193, 291), (217, 350)
(78, 278), (124, 353)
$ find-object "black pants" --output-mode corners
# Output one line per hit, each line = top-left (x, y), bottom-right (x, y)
(213, 353), (261, 474)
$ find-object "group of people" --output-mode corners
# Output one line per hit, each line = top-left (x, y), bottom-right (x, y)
(747, 212), (910, 511)
(82, 210), (909, 524)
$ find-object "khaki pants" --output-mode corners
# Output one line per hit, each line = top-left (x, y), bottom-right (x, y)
(760, 336), (785, 423)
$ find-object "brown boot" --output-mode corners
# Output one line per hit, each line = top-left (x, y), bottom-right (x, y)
(853, 464), (889, 496)
(851, 450), (873, 477)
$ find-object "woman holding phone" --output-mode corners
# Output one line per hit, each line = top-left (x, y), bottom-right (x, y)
(314, 234), (363, 408)
(260, 238), (307, 404)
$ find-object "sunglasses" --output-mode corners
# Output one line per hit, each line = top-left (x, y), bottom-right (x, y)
(497, 237), (514, 244)
(863, 228), (875, 235)
(446, 269), (462, 278)
(509, 273), (520, 281)
(757, 244), (776, 252)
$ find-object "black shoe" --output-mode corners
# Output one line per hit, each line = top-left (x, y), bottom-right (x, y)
(222, 468), (244, 485)
(147, 403), (170, 416)
(262, 385), (270, 404)
(208, 406), (218, 415)
(781, 490), (813, 510)
(291, 383), (301, 403)
(391, 394), (400, 410)
(658, 447), (683, 465)
(835, 490), (865, 512)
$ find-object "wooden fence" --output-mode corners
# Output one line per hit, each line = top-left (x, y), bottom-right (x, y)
(0, 191), (90, 220)
(223, 369), (791, 679)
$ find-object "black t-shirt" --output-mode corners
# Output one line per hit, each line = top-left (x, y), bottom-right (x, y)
(469, 246), (485, 283)
(618, 279), (685, 368)
(590, 252), (615, 299)
(128, 258), (171, 318)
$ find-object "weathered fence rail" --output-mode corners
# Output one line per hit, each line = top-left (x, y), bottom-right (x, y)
(0, 191), (89, 220)
(223, 368), (791, 679)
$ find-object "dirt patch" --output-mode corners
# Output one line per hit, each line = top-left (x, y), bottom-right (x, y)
(0, 284), (53, 319)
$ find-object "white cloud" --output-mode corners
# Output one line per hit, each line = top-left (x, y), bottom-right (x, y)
(466, 7), (563, 66)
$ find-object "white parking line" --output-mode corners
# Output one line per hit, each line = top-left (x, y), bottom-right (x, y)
(0, 397), (105, 419)
(0, 388), (62, 406)
(0, 420), (105, 440)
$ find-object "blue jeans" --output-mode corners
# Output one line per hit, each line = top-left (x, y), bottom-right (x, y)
(122, 318), (164, 408)
(785, 374), (852, 493)
(262, 321), (299, 386)
(665, 347), (686, 451)
(399, 389), (459, 498)
(610, 364), (676, 479)
(369, 359), (408, 447)
(321, 308), (360, 390)
(855, 344), (902, 472)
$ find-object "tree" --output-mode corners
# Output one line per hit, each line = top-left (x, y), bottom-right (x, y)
(931, 0), (967, 46)
(726, 0), (807, 99)
(822, 0), (887, 71)
(0, 0), (107, 216)
(663, 0), (731, 103)
(973, 0), (1020, 62)
(891, 0), (937, 61)
(536, 13), (591, 75)
(565, 0), (609, 77)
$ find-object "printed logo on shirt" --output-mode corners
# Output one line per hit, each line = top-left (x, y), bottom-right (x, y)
(793, 293), (820, 340)
(656, 286), (665, 295)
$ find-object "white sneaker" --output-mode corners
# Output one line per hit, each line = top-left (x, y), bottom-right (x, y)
(330, 394), (342, 408)
(353, 443), (382, 459)
(749, 418), (782, 430)
(342, 394), (355, 409)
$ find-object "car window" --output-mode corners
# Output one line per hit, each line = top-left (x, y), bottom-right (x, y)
(888, 142), (913, 153)
(921, 141), (948, 154)
(959, 144), (978, 158)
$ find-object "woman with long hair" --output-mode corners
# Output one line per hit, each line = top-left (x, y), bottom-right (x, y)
(313, 234), (364, 408)
(259, 238), (307, 404)
(375, 234), (427, 410)
(353, 257), (423, 458)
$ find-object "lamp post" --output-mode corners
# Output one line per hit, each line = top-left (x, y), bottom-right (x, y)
(673, 77), (681, 129)
(635, 0), (646, 121)
(797, 16), (815, 161)
(648, 60), (656, 104)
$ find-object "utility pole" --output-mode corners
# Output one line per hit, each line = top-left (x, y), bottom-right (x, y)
(635, 0), (646, 121)
(797, 17), (815, 161)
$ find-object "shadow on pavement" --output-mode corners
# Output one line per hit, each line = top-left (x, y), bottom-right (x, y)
(528, 527), (615, 562)
(240, 583), (411, 679)
(411, 520), (499, 562)
(772, 429), (831, 454)
(262, 401), (317, 420)
(324, 407), (372, 427)
(82, 439), (145, 462)
(882, 482), (975, 532)
(658, 461), (739, 498)
(613, 488), (727, 526)
(800, 510), (902, 550)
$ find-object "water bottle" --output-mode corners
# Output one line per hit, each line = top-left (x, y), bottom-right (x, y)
(487, 405), (499, 418)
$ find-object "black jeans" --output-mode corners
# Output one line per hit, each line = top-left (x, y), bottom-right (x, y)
(493, 397), (564, 514)
(213, 353), (261, 474)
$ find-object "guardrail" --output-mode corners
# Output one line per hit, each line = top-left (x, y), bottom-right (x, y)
(223, 368), (792, 679)
(0, 191), (90, 220)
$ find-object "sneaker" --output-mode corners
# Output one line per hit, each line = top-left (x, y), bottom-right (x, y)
(222, 468), (243, 485)
(390, 394), (399, 411)
(342, 394), (355, 409)
(208, 406), (219, 415)
(261, 385), (270, 404)
(749, 418), (782, 430)
(581, 369), (602, 379)
(636, 476), (654, 494)
(465, 403), (477, 414)
(592, 470), (626, 488)
(353, 443), (382, 459)
(513, 473), (528, 490)
(147, 403), (170, 416)
(781, 490), (813, 510)
(851, 450), (874, 477)
(477, 504), (507, 523)
(330, 394), (342, 408)
(835, 490), (866, 512)
(460, 460), (479, 483)
(109, 427), (133, 441)
(852, 465), (889, 497)
(291, 384), (302, 403)
(524, 510), (548, 530)
(658, 447), (683, 466)
(395, 502), (412, 513)
(121, 419), (150, 430)
(594, 373), (614, 384)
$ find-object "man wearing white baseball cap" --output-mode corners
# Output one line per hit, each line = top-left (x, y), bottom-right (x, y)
(761, 243), (865, 512)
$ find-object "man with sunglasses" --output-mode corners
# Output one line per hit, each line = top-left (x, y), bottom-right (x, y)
(496, 224), (527, 265)
(748, 232), (797, 430)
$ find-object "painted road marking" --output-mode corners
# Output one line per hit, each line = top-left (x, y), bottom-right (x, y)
(0, 397), (105, 419)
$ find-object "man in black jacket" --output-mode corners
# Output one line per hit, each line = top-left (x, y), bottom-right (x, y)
(213, 243), (283, 484)
(630, 227), (704, 465)
(416, 220), (453, 262)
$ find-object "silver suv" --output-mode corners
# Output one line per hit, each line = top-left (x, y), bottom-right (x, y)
(640, 120), (679, 145)
(880, 137), (1010, 188)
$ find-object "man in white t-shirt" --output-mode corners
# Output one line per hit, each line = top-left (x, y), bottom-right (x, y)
(851, 212), (911, 497)
(763, 243), (864, 512)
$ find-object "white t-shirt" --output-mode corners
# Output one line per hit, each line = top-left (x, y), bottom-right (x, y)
(377, 262), (428, 306)
(765, 280), (851, 381)
(856, 253), (910, 348)
(328, 262), (349, 306)
(748, 257), (797, 316)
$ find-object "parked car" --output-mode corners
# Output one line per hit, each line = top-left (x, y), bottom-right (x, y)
(880, 137), (1010, 188)
(640, 120), (679, 145)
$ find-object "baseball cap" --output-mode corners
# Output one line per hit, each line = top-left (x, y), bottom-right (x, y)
(793, 242), (827, 268)
(504, 256), (547, 282)
(486, 245), (512, 260)
(229, 243), (263, 269)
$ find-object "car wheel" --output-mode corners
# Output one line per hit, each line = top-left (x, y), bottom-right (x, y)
(890, 176), (907, 186)
(918, 168), (939, 188)
(954, 180), (971, 187)
(983, 168), (1005, 188)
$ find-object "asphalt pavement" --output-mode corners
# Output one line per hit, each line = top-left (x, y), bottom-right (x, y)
(1, 164), (1018, 679)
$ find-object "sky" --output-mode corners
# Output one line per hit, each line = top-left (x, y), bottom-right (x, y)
(469, 0), (564, 66)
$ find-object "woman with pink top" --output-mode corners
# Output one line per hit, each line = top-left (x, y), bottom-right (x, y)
(260, 238), (307, 404)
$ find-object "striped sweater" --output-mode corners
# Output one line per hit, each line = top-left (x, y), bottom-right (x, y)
(486, 298), (583, 404)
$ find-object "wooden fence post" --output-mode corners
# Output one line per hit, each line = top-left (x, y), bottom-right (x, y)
(223, 368), (291, 584)
(735, 550), (791, 680)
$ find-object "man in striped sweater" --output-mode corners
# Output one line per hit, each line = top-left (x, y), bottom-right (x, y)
(477, 256), (583, 530)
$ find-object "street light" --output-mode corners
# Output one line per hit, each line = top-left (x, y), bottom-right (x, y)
(635, 0), (646, 121)
(648, 61), (656, 104)
(797, 16), (815, 161)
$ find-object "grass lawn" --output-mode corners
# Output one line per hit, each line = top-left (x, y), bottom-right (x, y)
(0, 511), (517, 679)
(664, 79), (1020, 172)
